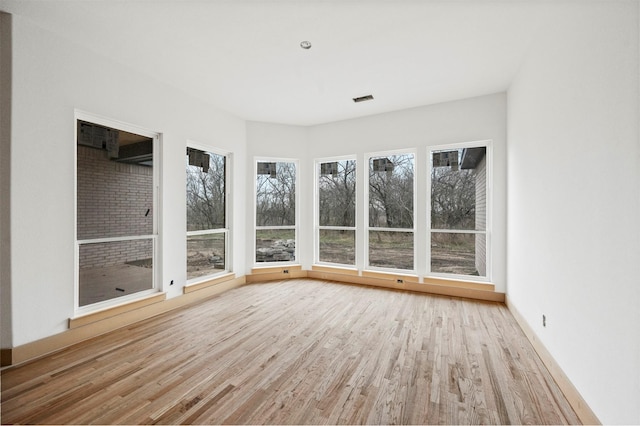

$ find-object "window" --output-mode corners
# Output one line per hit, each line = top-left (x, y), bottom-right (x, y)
(186, 147), (229, 281)
(255, 160), (297, 263)
(429, 143), (489, 278)
(367, 152), (415, 271)
(316, 158), (356, 266)
(75, 116), (158, 310)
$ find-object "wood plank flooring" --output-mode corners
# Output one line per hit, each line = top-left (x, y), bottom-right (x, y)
(1, 279), (580, 424)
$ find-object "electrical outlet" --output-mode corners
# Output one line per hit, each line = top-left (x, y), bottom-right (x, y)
(283, 269), (289, 274)
(542, 314), (546, 327)
(397, 279), (404, 284)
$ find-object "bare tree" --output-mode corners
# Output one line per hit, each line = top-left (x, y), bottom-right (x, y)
(186, 153), (225, 231)
(318, 160), (356, 227)
(256, 162), (296, 226)
(369, 154), (414, 229)
(431, 166), (476, 230)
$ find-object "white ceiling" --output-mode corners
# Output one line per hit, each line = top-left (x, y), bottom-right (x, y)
(2, 0), (555, 126)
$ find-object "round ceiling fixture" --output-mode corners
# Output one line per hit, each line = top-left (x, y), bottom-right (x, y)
(300, 41), (312, 50)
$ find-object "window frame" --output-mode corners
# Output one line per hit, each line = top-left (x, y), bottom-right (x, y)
(253, 157), (300, 266)
(314, 155), (357, 268)
(427, 140), (492, 282)
(364, 149), (417, 273)
(185, 142), (232, 283)
(74, 110), (161, 315)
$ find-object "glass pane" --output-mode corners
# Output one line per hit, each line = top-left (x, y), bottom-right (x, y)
(431, 147), (486, 231)
(319, 229), (355, 265)
(256, 229), (295, 263)
(187, 233), (226, 280)
(369, 154), (414, 228)
(318, 160), (356, 227)
(77, 123), (153, 239)
(431, 232), (486, 277)
(186, 149), (226, 231)
(369, 230), (414, 270)
(79, 239), (153, 307)
(256, 162), (296, 226)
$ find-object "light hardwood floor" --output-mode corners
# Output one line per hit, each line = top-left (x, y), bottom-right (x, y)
(1, 279), (580, 424)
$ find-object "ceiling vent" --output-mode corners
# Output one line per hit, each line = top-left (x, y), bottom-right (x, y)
(352, 94), (374, 103)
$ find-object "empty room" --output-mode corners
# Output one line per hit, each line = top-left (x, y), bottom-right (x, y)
(0, 1), (639, 424)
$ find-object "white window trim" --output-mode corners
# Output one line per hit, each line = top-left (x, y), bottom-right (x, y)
(364, 148), (417, 274)
(74, 109), (162, 314)
(426, 139), (492, 282)
(253, 157), (300, 266)
(185, 141), (232, 284)
(314, 155), (358, 268)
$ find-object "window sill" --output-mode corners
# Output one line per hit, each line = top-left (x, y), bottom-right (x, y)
(423, 275), (494, 291)
(184, 272), (236, 294)
(69, 292), (166, 329)
(247, 265), (305, 282)
(311, 265), (359, 276)
(251, 264), (302, 275)
(361, 270), (420, 283)
(308, 268), (502, 302)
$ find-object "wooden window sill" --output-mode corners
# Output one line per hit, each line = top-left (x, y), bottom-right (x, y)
(184, 272), (236, 294)
(69, 292), (166, 329)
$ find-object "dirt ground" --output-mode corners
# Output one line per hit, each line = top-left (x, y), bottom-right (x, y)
(187, 236), (225, 279)
(431, 245), (477, 275)
(188, 234), (478, 277)
(320, 241), (478, 275)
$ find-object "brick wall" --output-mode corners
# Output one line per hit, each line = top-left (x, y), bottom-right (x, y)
(79, 239), (153, 269)
(77, 145), (153, 269)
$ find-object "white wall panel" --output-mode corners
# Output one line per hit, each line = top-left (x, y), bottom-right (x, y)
(507, 2), (640, 423)
(9, 15), (246, 346)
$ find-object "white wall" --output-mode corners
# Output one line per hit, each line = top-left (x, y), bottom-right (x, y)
(247, 93), (507, 290)
(8, 15), (247, 347)
(245, 123), (310, 272)
(507, 2), (640, 424)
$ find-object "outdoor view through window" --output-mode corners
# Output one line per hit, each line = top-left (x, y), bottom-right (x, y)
(368, 153), (415, 270)
(76, 120), (155, 307)
(430, 146), (487, 277)
(256, 161), (297, 263)
(317, 159), (356, 265)
(186, 148), (227, 280)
